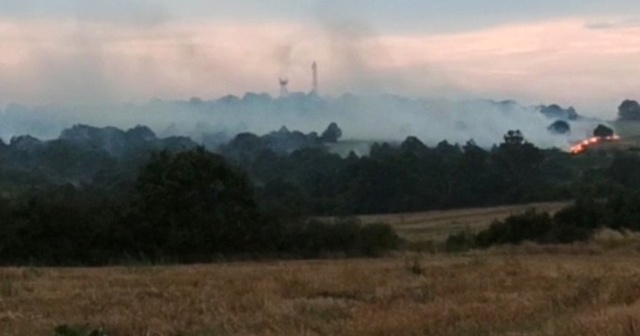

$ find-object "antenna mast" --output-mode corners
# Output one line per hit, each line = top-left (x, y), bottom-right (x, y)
(279, 77), (289, 98)
(311, 61), (318, 94)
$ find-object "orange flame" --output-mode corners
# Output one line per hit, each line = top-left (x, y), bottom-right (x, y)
(570, 135), (620, 155)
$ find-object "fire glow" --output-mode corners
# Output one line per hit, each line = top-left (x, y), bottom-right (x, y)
(570, 135), (620, 155)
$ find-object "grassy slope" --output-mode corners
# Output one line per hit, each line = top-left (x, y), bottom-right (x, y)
(2, 253), (640, 335)
(3, 203), (638, 335)
(358, 202), (570, 242)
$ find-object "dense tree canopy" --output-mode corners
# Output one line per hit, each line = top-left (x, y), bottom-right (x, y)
(133, 148), (269, 258)
(320, 122), (343, 143)
(0, 119), (638, 265)
(548, 120), (570, 135)
(618, 100), (640, 120)
(0, 146), (402, 265)
(593, 124), (614, 138)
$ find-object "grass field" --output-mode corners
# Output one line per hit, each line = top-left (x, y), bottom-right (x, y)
(4, 203), (640, 336)
(3, 251), (640, 335)
(358, 202), (570, 242)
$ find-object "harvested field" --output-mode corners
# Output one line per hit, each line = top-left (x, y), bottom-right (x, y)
(2, 252), (640, 335)
(358, 202), (570, 241)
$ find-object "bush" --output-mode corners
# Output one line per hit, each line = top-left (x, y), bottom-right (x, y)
(553, 199), (605, 231)
(282, 218), (401, 257)
(53, 324), (109, 336)
(469, 199), (618, 249)
(359, 223), (402, 256)
(445, 231), (475, 252)
(475, 210), (553, 247)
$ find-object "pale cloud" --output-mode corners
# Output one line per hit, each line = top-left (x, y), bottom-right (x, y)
(373, 18), (640, 114)
(0, 16), (639, 117)
(585, 16), (640, 30)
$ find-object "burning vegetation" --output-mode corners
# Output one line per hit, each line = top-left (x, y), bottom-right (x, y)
(570, 124), (620, 155)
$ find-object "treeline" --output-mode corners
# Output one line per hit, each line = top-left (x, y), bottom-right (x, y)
(227, 130), (623, 216)
(0, 149), (400, 266)
(1, 122), (640, 264)
(447, 191), (640, 251)
(0, 122), (628, 217)
(0, 124), (199, 192)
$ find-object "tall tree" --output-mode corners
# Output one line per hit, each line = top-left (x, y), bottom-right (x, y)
(618, 100), (640, 120)
(133, 148), (269, 260)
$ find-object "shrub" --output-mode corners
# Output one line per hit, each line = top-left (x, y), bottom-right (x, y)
(470, 200), (614, 249)
(359, 223), (402, 256)
(475, 210), (553, 247)
(282, 218), (401, 257)
(53, 324), (109, 336)
(445, 231), (475, 252)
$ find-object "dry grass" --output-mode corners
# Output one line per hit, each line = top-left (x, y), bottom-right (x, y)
(2, 252), (640, 335)
(3, 205), (638, 335)
(592, 229), (640, 252)
(357, 202), (570, 242)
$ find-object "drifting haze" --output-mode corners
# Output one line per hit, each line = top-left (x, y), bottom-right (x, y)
(1, 17), (639, 115)
(0, 1), (632, 149)
(0, 1), (639, 116)
(0, 95), (601, 153)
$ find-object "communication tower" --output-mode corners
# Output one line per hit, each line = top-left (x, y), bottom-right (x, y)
(279, 77), (289, 98)
(311, 62), (318, 94)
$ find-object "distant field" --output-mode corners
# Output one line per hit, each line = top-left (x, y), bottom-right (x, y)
(357, 202), (571, 242)
(3, 251), (640, 335)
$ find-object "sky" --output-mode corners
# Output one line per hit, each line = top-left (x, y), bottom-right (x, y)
(1, 0), (640, 117)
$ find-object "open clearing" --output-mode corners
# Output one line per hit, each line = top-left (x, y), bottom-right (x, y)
(2, 251), (640, 335)
(358, 202), (570, 241)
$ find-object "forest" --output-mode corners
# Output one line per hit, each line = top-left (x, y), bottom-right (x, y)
(0, 120), (637, 265)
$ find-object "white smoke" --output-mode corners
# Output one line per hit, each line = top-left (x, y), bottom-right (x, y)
(0, 1), (613, 149)
(0, 94), (591, 151)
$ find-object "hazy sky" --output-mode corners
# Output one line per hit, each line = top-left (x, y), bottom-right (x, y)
(1, 0), (640, 117)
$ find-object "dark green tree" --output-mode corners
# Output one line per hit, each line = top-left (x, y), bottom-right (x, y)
(492, 131), (545, 202)
(320, 122), (343, 143)
(502, 130), (524, 146)
(593, 124), (614, 138)
(618, 100), (640, 120)
(133, 147), (271, 260)
(548, 120), (570, 135)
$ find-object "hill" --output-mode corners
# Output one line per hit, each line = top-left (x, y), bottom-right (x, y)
(356, 201), (570, 242)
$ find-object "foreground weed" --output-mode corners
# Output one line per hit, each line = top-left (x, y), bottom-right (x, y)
(189, 327), (230, 336)
(22, 267), (44, 280)
(295, 301), (351, 323)
(466, 254), (485, 267)
(53, 324), (109, 336)
(624, 316), (640, 336)
(453, 326), (491, 336)
(404, 254), (425, 276)
(405, 285), (435, 303)
(0, 277), (13, 298)
(551, 276), (603, 311)
(502, 256), (525, 277)
(408, 239), (438, 253)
